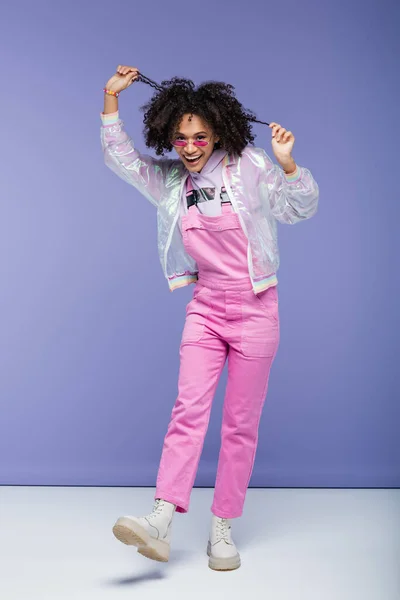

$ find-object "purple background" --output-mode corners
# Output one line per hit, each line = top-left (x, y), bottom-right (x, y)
(1, 0), (399, 488)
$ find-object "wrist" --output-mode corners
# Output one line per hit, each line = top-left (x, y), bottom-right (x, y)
(284, 165), (297, 175)
(104, 87), (120, 98)
(279, 157), (297, 174)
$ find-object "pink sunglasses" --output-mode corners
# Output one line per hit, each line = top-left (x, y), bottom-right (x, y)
(171, 138), (209, 147)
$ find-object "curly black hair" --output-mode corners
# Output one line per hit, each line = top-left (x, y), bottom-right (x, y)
(137, 75), (268, 157)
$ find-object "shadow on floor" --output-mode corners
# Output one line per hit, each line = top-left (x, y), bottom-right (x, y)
(104, 548), (199, 586)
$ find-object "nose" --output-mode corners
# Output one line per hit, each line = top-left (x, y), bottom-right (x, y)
(185, 140), (197, 154)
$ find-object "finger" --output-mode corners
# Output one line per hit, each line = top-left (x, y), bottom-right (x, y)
(269, 122), (280, 135)
(128, 71), (139, 84)
(276, 128), (287, 142)
(271, 124), (280, 138)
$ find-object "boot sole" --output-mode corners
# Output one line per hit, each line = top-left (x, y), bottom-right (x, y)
(207, 541), (241, 571)
(112, 517), (170, 562)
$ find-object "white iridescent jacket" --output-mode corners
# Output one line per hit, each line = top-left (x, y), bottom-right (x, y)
(100, 111), (320, 294)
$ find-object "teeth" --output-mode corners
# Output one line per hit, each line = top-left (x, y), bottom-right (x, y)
(186, 156), (201, 161)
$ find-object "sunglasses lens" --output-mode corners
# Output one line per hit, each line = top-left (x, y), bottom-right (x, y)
(172, 139), (209, 147)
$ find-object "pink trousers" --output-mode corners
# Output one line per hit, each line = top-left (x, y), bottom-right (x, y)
(155, 203), (280, 518)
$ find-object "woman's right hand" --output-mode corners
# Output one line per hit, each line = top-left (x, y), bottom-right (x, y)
(105, 66), (140, 94)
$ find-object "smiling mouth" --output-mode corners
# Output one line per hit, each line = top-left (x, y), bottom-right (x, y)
(184, 155), (202, 164)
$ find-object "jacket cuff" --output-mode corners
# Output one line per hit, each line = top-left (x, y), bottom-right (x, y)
(100, 111), (119, 126)
(284, 165), (301, 183)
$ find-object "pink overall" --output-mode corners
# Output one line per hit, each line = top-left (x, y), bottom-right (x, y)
(155, 201), (280, 519)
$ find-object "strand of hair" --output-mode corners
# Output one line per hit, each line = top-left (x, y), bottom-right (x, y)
(137, 73), (270, 126)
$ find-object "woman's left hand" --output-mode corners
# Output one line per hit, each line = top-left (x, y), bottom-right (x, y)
(269, 122), (295, 160)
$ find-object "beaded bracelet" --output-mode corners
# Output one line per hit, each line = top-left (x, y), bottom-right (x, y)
(103, 88), (119, 98)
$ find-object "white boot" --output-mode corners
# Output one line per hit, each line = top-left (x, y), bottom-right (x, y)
(207, 515), (241, 571)
(112, 498), (176, 562)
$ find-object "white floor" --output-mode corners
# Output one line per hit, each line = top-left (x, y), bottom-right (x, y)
(0, 486), (399, 600)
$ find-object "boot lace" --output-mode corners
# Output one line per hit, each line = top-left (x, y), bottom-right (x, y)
(215, 518), (231, 543)
(147, 498), (165, 519)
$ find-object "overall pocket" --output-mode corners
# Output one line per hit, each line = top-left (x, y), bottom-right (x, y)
(240, 288), (280, 357)
(182, 285), (211, 344)
(255, 285), (279, 323)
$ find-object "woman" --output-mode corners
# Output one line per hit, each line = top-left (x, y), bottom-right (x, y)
(100, 66), (319, 571)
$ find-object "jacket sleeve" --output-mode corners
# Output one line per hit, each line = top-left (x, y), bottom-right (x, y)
(259, 149), (319, 224)
(100, 111), (173, 208)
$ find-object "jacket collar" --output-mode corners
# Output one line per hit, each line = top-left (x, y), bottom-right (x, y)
(223, 152), (237, 168)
